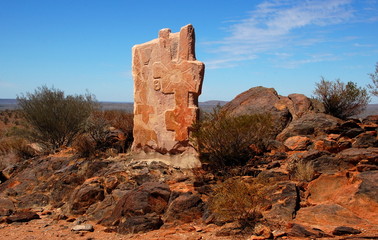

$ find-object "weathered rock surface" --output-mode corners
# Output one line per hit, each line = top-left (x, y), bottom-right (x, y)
(5, 210), (40, 223)
(163, 192), (204, 224)
(0, 198), (15, 216)
(332, 226), (362, 236)
(222, 87), (293, 135)
(293, 171), (378, 233)
(71, 224), (94, 232)
(284, 136), (311, 151)
(117, 213), (163, 234)
(132, 24), (204, 156)
(277, 112), (342, 141)
(263, 181), (298, 222)
(68, 177), (105, 215)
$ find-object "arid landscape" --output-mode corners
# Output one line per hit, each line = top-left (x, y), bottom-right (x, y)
(1, 2), (378, 238)
(1, 85), (378, 240)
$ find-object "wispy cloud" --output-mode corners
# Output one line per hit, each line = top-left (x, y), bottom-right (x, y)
(205, 0), (359, 69)
(278, 53), (340, 69)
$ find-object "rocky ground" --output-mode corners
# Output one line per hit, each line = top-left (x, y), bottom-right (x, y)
(1, 87), (378, 239)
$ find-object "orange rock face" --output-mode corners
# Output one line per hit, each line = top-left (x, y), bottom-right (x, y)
(132, 24), (205, 153)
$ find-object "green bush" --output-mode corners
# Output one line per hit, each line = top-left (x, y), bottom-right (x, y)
(313, 77), (370, 119)
(17, 86), (98, 150)
(192, 107), (274, 167)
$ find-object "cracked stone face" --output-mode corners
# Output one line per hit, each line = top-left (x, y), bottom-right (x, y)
(132, 24), (205, 154)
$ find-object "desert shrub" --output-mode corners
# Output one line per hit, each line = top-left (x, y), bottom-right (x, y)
(368, 62), (378, 96)
(84, 112), (110, 150)
(83, 110), (133, 153)
(313, 77), (370, 119)
(0, 137), (36, 159)
(208, 178), (265, 227)
(72, 134), (96, 157)
(17, 86), (98, 150)
(294, 160), (315, 182)
(103, 110), (133, 145)
(192, 107), (274, 167)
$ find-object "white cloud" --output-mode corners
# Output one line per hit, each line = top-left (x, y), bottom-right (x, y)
(278, 53), (340, 69)
(205, 0), (355, 68)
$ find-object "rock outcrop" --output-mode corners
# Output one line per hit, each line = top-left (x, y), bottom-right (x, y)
(222, 87), (321, 135)
(132, 24), (204, 158)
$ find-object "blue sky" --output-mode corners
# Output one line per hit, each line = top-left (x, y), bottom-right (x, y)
(0, 0), (377, 102)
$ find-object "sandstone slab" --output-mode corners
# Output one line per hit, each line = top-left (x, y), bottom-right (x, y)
(132, 24), (204, 155)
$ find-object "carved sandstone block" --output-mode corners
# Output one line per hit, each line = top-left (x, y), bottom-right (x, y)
(132, 24), (205, 154)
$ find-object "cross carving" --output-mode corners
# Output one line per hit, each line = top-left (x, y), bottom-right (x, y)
(153, 60), (203, 141)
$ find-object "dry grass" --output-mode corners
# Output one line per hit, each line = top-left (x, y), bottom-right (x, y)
(294, 160), (315, 182)
(208, 178), (266, 227)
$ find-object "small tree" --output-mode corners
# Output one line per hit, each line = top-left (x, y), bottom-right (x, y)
(17, 86), (98, 150)
(313, 77), (370, 119)
(367, 62), (378, 96)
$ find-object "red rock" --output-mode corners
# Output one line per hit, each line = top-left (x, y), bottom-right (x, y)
(163, 193), (204, 223)
(332, 226), (361, 236)
(284, 136), (311, 151)
(0, 198), (15, 216)
(287, 93), (314, 119)
(287, 223), (330, 238)
(313, 138), (340, 153)
(132, 24), (204, 157)
(222, 87), (292, 135)
(305, 171), (378, 226)
(277, 112), (342, 142)
(5, 210), (40, 223)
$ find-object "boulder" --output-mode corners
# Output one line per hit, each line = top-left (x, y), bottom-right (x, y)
(362, 115), (378, 124)
(5, 210), (40, 223)
(284, 136), (311, 151)
(294, 204), (367, 231)
(263, 182), (298, 221)
(287, 223), (329, 238)
(117, 213), (163, 234)
(163, 192), (204, 223)
(352, 133), (378, 148)
(306, 171), (378, 225)
(277, 112), (342, 142)
(287, 93), (315, 119)
(336, 147), (378, 165)
(101, 182), (171, 226)
(332, 226), (361, 236)
(68, 178), (105, 215)
(287, 150), (343, 174)
(222, 87), (292, 135)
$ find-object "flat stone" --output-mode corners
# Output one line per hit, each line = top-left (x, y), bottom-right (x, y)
(5, 210), (40, 223)
(71, 224), (94, 232)
(332, 226), (361, 236)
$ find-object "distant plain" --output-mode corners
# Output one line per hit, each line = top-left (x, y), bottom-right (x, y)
(0, 99), (376, 118)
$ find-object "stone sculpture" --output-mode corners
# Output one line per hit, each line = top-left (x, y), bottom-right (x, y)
(132, 24), (205, 159)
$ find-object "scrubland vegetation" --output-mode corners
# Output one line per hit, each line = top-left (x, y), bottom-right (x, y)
(0, 86), (134, 172)
(191, 107), (275, 168)
(1, 62), (378, 237)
